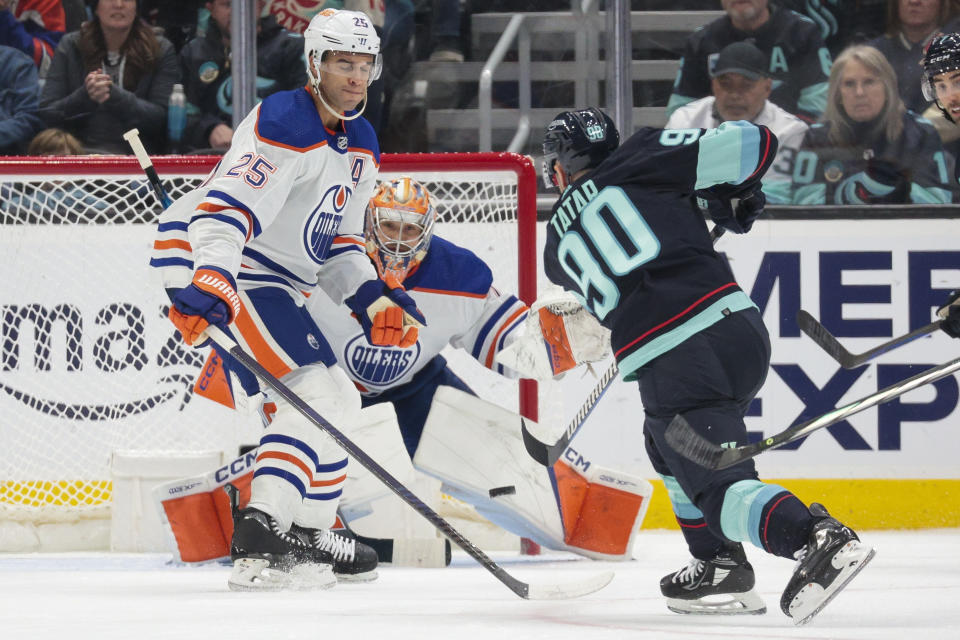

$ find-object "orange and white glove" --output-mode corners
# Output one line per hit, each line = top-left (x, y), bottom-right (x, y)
(345, 274), (426, 347)
(168, 266), (241, 346)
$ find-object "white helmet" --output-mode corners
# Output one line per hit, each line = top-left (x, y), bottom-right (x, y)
(304, 8), (382, 87)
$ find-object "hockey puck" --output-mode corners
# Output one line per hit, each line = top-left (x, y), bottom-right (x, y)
(488, 485), (516, 498)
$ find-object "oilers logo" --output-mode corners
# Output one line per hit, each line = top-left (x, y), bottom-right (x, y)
(345, 334), (421, 389)
(303, 184), (350, 264)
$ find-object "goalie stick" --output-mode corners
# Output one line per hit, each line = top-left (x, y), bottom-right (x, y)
(521, 224), (726, 466)
(125, 128), (613, 600)
(797, 310), (941, 369)
(664, 355), (960, 470)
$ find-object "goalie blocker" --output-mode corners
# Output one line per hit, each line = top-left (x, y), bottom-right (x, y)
(158, 373), (650, 563)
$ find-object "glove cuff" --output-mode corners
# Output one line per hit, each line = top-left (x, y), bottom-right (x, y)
(192, 266), (241, 322)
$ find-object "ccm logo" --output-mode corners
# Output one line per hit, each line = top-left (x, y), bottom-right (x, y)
(196, 272), (241, 318)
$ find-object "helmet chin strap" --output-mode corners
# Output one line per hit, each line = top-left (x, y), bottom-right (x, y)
(315, 71), (368, 122)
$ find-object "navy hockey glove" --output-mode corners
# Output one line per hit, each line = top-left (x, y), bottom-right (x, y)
(696, 185), (766, 234)
(345, 275), (426, 347)
(169, 266), (241, 345)
(937, 290), (960, 339)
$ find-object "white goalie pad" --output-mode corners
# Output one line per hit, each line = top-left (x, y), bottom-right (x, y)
(153, 402), (446, 566)
(414, 386), (650, 560)
(495, 286), (611, 380)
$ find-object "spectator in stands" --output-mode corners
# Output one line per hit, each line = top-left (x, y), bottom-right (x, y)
(666, 41), (808, 204)
(141, 0), (201, 53)
(0, 0), (66, 78)
(0, 44), (43, 154)
(38, 0), (178, 154)
(791, 44), (955, 204)
(775, 0), (887, 56)
(27, 126), (84, 153)
(868, 0), (960, 114)
(178, 0), (305, 151)
(428, 0), (463, 62)
(667, 0), (832, 123)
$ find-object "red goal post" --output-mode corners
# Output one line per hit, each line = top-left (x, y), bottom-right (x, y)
(0, 152), (542, 550)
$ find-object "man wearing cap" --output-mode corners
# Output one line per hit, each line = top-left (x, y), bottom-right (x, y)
(667, 0), (831, 123)
(666, 40), (809, 204)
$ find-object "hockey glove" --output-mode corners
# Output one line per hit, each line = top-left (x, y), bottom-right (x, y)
(345, 275), (426, 347)
(696, 185), (766, 234)
(169, 266), (241, 346)
(937, 289), (960, 338)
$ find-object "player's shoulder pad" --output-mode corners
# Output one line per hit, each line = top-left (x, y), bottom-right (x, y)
(407, 236), (493, 296)
(255, 88), (329, 151)
(344, 113), (381, 164)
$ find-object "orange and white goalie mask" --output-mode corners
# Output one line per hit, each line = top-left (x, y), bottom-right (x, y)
(365, 177), (437, 283)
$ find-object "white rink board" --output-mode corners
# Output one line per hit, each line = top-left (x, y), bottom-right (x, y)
(538, 218), (960, 480)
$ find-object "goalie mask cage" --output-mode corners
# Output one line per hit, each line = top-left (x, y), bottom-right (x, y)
(0, 152), (542, 551)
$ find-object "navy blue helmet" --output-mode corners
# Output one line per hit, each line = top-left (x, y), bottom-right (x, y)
(542, 108), (620, 189)
(922, 32), (960, 120)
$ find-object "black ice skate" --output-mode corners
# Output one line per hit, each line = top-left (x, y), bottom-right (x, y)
(780, 503), (876, 625)
(660, 543), (766, 615)
(228, 506), (336, 592)
(289, 523), (379, 582)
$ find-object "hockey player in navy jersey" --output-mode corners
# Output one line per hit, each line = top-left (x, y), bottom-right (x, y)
(921, 33), (960, 339)
(152, 9), (427, 591)
(516, 108), (876, 625)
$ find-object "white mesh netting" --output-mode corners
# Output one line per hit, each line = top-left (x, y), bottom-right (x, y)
(0, 153), (546, 547)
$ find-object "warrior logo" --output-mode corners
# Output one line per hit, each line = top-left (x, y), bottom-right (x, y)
(303, 184), (350, 264)
(344, 333), (421, 388)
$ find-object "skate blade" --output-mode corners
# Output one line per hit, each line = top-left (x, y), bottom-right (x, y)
(666, 589), (767, 616)
(334, 569), (379, 584)
(790, 542), (876, 626)
(228, 558), (337, 592)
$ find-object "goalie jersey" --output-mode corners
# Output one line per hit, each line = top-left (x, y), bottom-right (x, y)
(542, 122), (771, 382)
(306, 236), (528, 396)
(149, 86), (380, 303)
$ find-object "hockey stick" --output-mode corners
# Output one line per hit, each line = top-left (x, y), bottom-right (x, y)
(123, 128), (173, 208)
(127, 129), (613, 600)
(665, 355), (960, 470)
(521, 224), (726, 466)
(205, 326), (613, 600)
(797, 309), (941, 369)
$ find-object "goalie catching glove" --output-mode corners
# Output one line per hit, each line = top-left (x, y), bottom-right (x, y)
(345, 274), (426, 347)
(169, 266), (242, 346)
(495, 288), (610, 380)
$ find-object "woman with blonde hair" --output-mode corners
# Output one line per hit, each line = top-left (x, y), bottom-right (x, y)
(38, 0), (178, 154)
(792, 44), (956, 204)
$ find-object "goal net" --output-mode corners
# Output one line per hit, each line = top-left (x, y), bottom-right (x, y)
(0, 152), (544, 551)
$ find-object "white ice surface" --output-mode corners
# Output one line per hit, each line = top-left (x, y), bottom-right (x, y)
(2, 529), (958, 640)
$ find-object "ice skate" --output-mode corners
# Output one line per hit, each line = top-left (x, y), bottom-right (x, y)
(228, 507), (336, 592)
(290, 523), (379, 582)
(781, 503), (876, 625)
(660, 543), (766, 615)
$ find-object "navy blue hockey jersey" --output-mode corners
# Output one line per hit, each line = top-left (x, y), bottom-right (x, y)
(543, 122), (775, 381)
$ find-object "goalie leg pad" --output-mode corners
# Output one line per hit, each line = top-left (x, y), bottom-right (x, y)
(416, 386), (649, 560)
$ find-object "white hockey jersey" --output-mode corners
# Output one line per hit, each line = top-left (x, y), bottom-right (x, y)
(307, 237), (529, 396)
(150, 87), (380, 303)
(664, 97), (809, 204)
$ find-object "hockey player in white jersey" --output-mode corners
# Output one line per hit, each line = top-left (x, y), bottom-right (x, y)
(151, 9), (426, 591)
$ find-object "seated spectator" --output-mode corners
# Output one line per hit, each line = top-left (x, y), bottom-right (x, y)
(667, 0), (832, 123)
(178, 0), (306, 152)
(0, 0), (66, 77)
(792, 44), (955, 204)
(38, 0), (178, 154)
(775, 0), (887, 56)
(868, 0), (959, 114)
(1, 44), (43, 154)
(1, 127), (117, 222)
(140, 0), (202, 53)
(665, 41), (809, 204)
